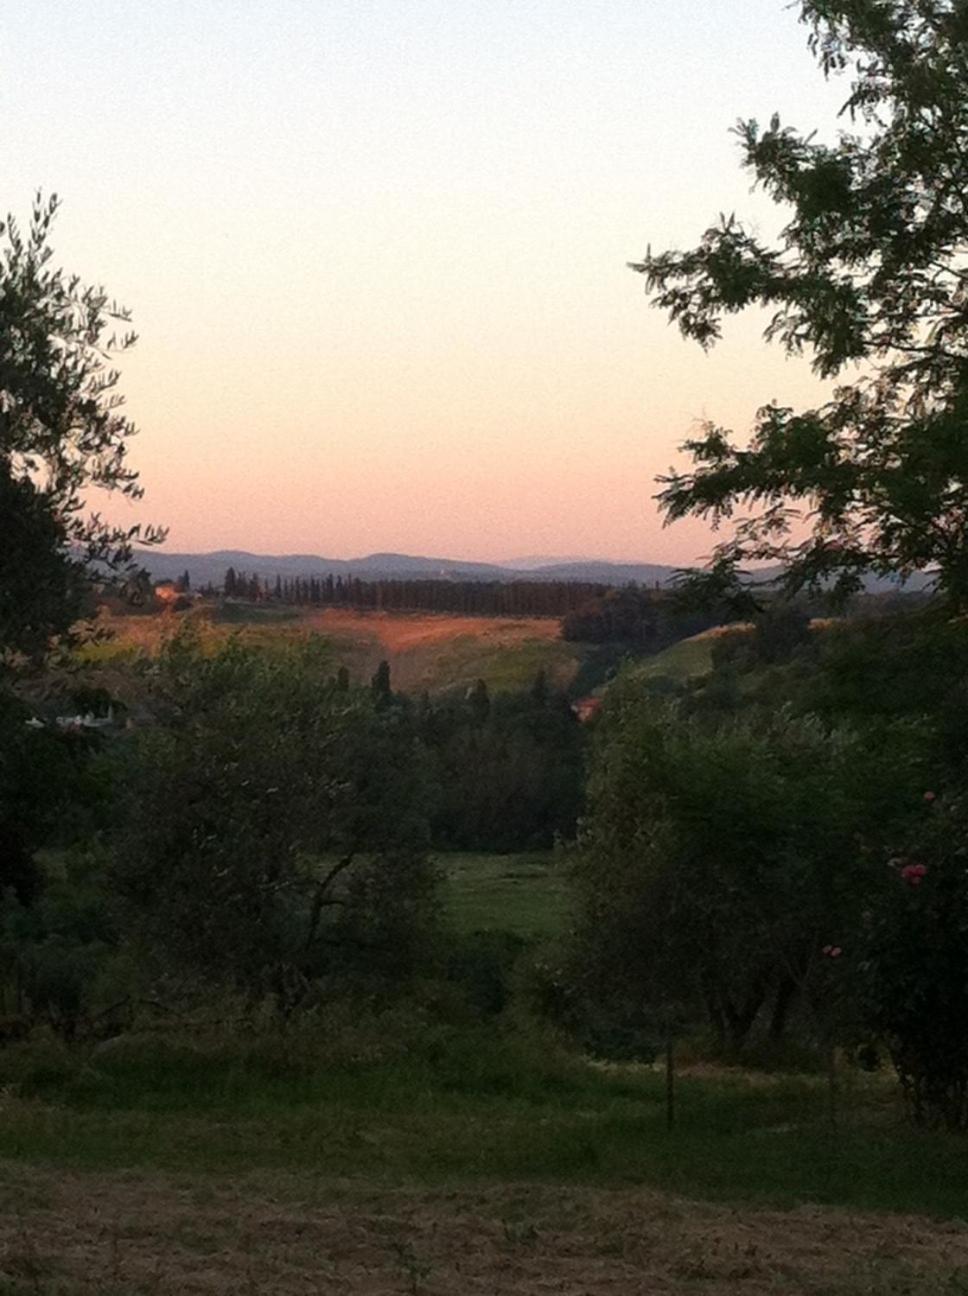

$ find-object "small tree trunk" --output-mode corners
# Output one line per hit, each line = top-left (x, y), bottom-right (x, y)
(768, 975), (798, 1041)
(700, 974), (726, 1051)
(827, 1042), (839, 1130)
(723, 978), (768, 1055)
(665, 1032), (676, 1130)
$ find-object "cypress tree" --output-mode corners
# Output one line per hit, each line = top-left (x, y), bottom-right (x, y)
(371, 659), (392, 704)
(469, 678), (490, 724)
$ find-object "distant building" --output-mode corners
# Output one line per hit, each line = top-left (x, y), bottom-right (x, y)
(55, 705), (117, 732)
(27, 708), (118, 733)
(572, 696), (603, 723)
(153, 580), (194, 611)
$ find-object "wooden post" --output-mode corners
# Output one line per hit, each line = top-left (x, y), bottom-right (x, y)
(665, 1032), (676, 1129)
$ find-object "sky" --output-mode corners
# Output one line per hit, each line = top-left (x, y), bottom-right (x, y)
(3, 1), (850, 565)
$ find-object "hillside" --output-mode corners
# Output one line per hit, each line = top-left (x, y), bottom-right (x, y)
(85, 604), (589, 695)
(135, 547), (685, 589)
(136, 547), (939, 595)
(626, 625), (743, 684)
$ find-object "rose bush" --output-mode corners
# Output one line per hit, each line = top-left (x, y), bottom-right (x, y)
(858, 794), (968, 1128)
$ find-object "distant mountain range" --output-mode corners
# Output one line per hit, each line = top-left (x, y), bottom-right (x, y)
(134, 548), (685, 588)
(502, 554), (603, 570)
(134, 547), (937, 595)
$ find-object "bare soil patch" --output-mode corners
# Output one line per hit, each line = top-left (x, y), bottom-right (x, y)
(0, 1165), (965, 1294)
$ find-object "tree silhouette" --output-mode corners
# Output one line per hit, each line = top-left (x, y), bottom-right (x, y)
(469, 678), (491, 724)
(371, 660), (392, 705)
(1, 194), (164, 658)
(634, 2), (968, 605)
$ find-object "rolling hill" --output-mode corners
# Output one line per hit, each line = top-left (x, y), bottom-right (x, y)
(134, 548), (685, 588)
(135, 547), (938, 595)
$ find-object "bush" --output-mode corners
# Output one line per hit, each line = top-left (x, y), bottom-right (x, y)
(857, 792), (968, 1128)
(516, 944), (658, 1063)
(444, 931), (526, 1016)
(0, 846), (121, 1039)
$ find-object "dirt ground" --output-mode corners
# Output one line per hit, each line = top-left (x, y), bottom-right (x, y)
(1, 1166), (966, 1295)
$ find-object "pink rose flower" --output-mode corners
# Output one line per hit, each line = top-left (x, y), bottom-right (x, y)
(900, 863), (928, 883)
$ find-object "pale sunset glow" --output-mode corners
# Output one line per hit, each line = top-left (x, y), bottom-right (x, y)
(4, 1), (845, 564)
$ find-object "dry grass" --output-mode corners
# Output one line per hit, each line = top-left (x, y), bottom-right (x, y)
(92, 606), (558, 651)
(308, 609), (568, 691)
(85, 605), (577, 694)
(309, 609), (561, 653)
(0, 1164), (965, 1294)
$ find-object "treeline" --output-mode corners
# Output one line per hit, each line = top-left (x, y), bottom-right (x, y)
(417, 672), (584, 852)
(222, 567), (616, 617)
(561, 586), (720, 649)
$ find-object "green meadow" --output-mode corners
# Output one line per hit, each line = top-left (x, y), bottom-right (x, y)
(440, 851), (571, 940)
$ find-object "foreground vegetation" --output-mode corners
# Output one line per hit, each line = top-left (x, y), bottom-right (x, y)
(0, 1016), (966, 1296)
(1, 1022), (966, 1218)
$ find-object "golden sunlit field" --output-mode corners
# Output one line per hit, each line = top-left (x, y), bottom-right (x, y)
(83, 603), (587, 694)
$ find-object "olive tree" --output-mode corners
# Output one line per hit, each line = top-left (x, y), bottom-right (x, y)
(571, 681), (925, 1054)
(110, 633), (437, 1006)
(1, 193), (163, 660)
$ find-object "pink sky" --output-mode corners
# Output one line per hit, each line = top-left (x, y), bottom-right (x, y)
(5, 1), (844, 564)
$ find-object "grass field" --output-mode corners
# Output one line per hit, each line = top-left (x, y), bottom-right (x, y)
(1, 1031), (968, 1293)
(1, 1027), (966, 1210)
(440, 852), (571, 940)
(627, 625), (742, 685)
(82, 604), (586, 695)
(3, 850), (968, 1291)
